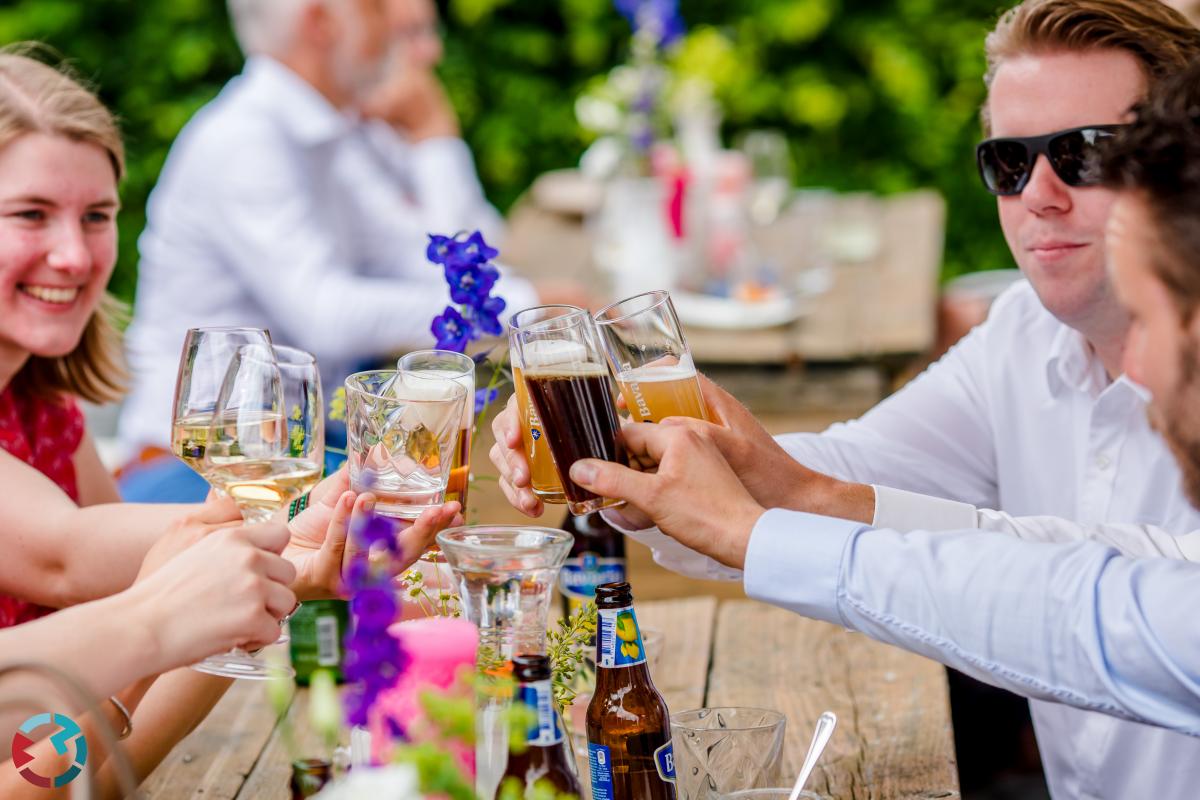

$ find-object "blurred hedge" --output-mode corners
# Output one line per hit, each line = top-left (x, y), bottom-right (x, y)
(0, 0), (1017, 305)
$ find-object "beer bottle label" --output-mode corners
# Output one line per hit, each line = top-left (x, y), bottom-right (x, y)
(597, 605), (646, 667)
(588, 743), (615, 800)
(519, 680), (563, 746)
(560, 552), (626, 614)
(654, 740), (677, 783)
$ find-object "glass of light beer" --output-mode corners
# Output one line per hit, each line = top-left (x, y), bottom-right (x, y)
(594, 290), (708, 423)
(507, 305), (585, 505)
(398, 350), (475, 511)
(511, 308), (629, 516)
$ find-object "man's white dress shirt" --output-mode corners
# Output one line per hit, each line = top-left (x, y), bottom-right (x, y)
(623, 280), (1200, 799)
(744, 512), (1200, 737)
(118, 56), (536, 451)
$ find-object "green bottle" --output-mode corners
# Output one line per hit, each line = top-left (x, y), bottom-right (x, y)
(288, 600), (349, 685)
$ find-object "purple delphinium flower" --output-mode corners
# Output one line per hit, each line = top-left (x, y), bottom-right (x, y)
(461, 230), (499, 263)
(461, 295), (506, 337)
(445, 261), (499, 306)
(475, 387), (499, 414)
(614, 0), (684, 48)
(357, 514), (397, 553)
(428, 230), (507, 351)
(432, 306), (472, 352)
(426, 234), (455, 265)
(343, 506), (412, 730)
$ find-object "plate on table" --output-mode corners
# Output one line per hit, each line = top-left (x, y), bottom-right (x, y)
(672, 290), (807, 330)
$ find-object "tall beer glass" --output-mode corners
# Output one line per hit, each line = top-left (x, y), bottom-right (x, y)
(594, 290), (708, 423)
(507, 306), (585, 505)
(512, 308), (628, 516)
(398, 350), (475, 511)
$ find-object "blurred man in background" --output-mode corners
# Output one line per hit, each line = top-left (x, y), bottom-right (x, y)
(117, 0), (580, 500)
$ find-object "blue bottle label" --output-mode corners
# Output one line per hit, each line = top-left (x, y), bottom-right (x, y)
(519, 680), (562, 746)
(560, 553), (626, 603)
(597, 605), (645, 667)
(589, 743), (614, 800)
(654, 740), (677, 783)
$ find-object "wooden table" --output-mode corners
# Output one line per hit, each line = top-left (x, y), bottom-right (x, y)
(503, 184), (946, 365)
(143, 597), (958, 799)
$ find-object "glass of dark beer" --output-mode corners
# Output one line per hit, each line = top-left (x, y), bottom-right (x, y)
(511, 307), (629, 516)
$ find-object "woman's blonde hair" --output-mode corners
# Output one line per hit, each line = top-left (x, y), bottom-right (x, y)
(0, 47), (128, 404)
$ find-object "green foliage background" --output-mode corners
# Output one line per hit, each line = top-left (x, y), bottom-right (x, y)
(0, 0), (1018, 305)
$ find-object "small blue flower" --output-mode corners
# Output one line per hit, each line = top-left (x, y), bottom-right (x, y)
(475, 387), (499, 414)
(432, 306), (472, 352)
(462, 295), (506, 338)
(355, 514), (397, 552)
(461, 231), (499, 264)
(446, 261), (499, 307)
(426, 234), (455, 265)
(614, 0), (684, 48)
(350, 585), (399, 631)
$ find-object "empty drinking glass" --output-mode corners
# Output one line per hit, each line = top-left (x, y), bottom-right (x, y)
(671, 707), (787, 800)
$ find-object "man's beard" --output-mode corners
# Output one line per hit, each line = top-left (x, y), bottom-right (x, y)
(1152, 334), (1200, 507)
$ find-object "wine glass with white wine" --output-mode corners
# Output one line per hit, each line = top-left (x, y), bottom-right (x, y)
(192, 343), (324, 680)
(171, 327), (272, 477)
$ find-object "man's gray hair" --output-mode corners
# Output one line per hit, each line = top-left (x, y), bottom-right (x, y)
(226, 0), (316, 56)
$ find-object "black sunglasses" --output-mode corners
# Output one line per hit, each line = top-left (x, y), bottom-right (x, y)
(976, 125), (1125, 196)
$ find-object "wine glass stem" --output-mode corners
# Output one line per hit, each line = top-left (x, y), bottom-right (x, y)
(240, 507), (275, 524)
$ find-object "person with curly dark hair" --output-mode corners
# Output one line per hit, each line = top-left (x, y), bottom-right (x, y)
(1101, 58), (1200, 508)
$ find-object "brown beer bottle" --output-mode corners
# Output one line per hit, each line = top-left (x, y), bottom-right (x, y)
(560, 511), (627, 618)
(503, 654), (582, 796)
(586, 582), (676, 800)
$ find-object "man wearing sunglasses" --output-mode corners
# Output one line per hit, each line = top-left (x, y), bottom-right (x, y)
(562, 54), (1200, 796)
(564, 51), (1200, 752)
(490, 1), (1200, 797)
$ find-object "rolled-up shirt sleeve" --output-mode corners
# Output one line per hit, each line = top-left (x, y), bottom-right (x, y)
(744, 510), (1200, 737)
(871, 485), (1200, 561)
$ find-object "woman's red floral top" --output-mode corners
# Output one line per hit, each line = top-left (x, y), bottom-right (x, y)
(0, 385), (84, 628)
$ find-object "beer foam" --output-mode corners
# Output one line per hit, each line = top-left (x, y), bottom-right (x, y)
(522, 362), (610, 380)
(399, 369), (473, 426)
(519, 339), (589, 369)
(617, 363), (699, 383)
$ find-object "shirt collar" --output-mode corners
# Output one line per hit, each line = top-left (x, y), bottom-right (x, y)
(1045, 323), (1095, 396)
(240, 56), (354, 145)
(1044, 321), (1146, 402)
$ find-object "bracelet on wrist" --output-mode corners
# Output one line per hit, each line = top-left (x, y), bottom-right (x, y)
(109, 696), (133, 740)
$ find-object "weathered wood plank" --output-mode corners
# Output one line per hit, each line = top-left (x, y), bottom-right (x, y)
(707, 601), (958, 800)
(139, 677), (281, 800)
(238, 688), (349, 800)
(637, 596), (718, 715)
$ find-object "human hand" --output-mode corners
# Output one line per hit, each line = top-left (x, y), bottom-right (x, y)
(362, 68), (459, 141)
(489, 394), (547, 518)
(286, 466), (463, 598)
(567, 420), (766, 569)
(132, 522), (297, 666)
(136, 494), (244, 581)
(693, 374), (874, 523)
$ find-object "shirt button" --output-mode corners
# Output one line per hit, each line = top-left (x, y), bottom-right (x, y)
(1095, 453), (1112, 470)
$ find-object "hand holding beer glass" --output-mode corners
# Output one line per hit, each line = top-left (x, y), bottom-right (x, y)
(508, 305), (584, 505)
(594, 289), (708, 424)
(511, 308), (629, 516)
